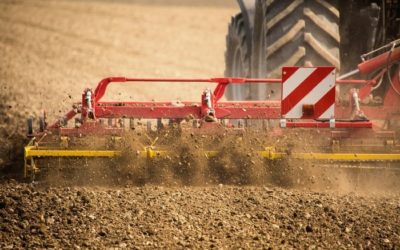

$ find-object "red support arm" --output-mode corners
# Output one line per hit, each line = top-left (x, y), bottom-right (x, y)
(358, 47), (400, 75)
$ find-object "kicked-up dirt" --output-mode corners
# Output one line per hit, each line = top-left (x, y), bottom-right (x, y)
(1, 0), (400, 249)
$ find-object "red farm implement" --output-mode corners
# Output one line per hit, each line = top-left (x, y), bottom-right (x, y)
(24, 42), (400, 179)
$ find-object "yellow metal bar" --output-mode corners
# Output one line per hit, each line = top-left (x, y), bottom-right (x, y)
(141, 148), (168, 158)
(24, 146), (400, 162)
(259, 147), (400, 161)
(24, 146), (168, 159)
(23, 143), (400, 180)
(24, 146), (120, 158)
(258, 147), (285, 160)
(204, 151), (218, 158)
(290, 153), (400, 161)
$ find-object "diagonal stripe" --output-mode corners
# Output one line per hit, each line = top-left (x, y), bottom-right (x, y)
(281, 67), (299, 82)
(318, 104), (334, 120)
(282, 67), (316, 99)
(284, 71), (335, 118)
(282, 67), (334, 115)
(312, 87), (336, 119)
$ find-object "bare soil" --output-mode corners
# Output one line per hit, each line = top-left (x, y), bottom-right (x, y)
(0, 0), (399, 249)
(1, 180), (399, 249)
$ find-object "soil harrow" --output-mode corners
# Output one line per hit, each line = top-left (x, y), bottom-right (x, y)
(24, 42), (400, 179)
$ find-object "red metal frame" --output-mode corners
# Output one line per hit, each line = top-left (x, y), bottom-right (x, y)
(39, 45), (400, 139)
(285, 121), (372, 128)
(49, 78), (365, 126)
(46, 70), (399, 132)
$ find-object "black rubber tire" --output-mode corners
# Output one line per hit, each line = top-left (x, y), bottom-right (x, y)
(253, 0), (340, 98)
(250, 0), (269, 100)
(224, 13), (251, 100)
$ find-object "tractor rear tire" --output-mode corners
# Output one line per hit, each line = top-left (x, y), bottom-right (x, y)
(252, 0), (340, 99)
(224, 13), (251, 100)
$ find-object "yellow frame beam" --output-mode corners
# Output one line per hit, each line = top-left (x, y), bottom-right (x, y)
(23, 142), (400, 179)
(24, 146), (400, 161)
(24, 146), (400, 178)
(259, 147), (400, 161)
(264, 152), (400, 161)
(25, 147), (120, 158)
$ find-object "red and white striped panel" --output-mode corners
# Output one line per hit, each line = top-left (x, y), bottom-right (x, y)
(281, 67), (336, 119)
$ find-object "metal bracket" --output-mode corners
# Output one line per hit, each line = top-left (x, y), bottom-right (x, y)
(280, 119), (286, 128)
